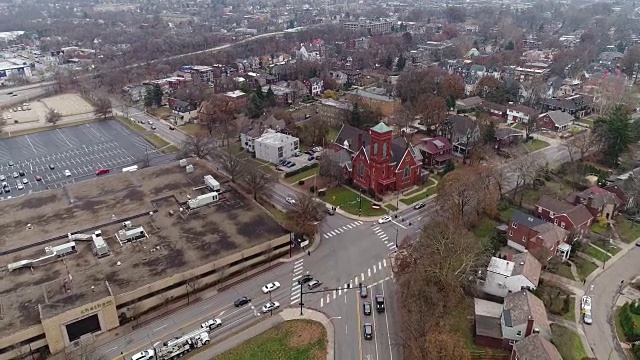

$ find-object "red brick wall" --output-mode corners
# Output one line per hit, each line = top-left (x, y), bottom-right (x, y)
(536, 114), (556, 131)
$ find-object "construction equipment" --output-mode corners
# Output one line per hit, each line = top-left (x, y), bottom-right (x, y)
(155, 328), (210, 360)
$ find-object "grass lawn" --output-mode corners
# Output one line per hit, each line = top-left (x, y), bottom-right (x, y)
(573, 257), (599, 281)
(321, 187), (386, 217)
(385, 204), (398, 212)
(582, 244), (611, 262)
(616, 217), (640, 243)
(591, 222), (607, 235)
(551, 324), (587, 360)
(402, 178), (437, 197)
(261, 201), (287, 225)
(399, 185), (438, 205)
(214, 319), (326, 360)
(564, 298), (576, 322)
(180, 123), (204, 135)
(474, 217), (498, 239)
(554, 262), (576, 281)
(151, 107), (172, 119)
(535, 282), (573, 320)
(499, 204), (518, 223)
(161, 145), (179, 154)
(615, 306), (626, 341)
(525, 139), (550, 152)
(116, 116), (147, 132)
(576, 118), (593, 126)
(144, 133), (171, 149)
(326, 126), (341, 143)
(286, 167), (318, 184)
(223, 141), (245, 155)
(0, 118), (99, 138)
(520, 188), (542, 207)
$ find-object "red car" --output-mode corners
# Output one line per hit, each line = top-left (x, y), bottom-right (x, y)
(95, 169), (110, 176)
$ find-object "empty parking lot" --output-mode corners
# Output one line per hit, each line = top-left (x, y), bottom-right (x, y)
(0, 120), (157, 198)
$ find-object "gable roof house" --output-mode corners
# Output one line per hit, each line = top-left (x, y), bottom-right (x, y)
(474, 290), (551, 350)
(494, 128), (523, 150)
(534, 195), (594, 232)
(507, 211), (569, 257)
(455, 96), (484, 112)
(439, 115), (480, 156)
(568, 186), (622, 221)
(507, 105), (539, 125)
(334, 122), (424, 197)
(542, 94), (593, 118)
(480, 252), (542, 298)
(604, 168), (640, 211)
(537, 110), (574, 132)
(510, 334), (563, 360)
(415, 137), (453, 168)
(239, 115), (287, 153)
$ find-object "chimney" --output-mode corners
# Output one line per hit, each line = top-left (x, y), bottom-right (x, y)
(525, 316), (535, 337)
(358, 133), (363, 150)
(587, 195), (594, 208)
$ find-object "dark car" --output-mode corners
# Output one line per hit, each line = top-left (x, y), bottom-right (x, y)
(326, 208), (335, 215)
(18, 170), (25, 176)
(359, 283), (368, 298)
(414, 202), (426, 210)
(169, 126), (175, 130)
(363, 323), (373, 340)
(375, 294), (385, 313)
(363, 301), (372, 316)
(48, 164), (55, 170)
(234, 296), (251, 307)
(297, 274), (313, 285)
(307, 280), (322, 290)
(307, 155), (315, 161)
(35, 175), (42, 181)
(8, 161), (14, 166)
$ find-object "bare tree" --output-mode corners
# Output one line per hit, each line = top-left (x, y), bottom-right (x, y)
(572, 130), (596, 161)
(219, 152), (246, 183)
(45, 109), (62, 125)
(436, 167), (498, 227)
(563, 134), (581, 163)
(508, 148), (544, 206)
(93, 97), (113, 120)
(318, 150), (346, 187)
(285, 193), (326, 238)
(0, 117), (6, 134)
(180, 132), (216, 158)
(243, 167), (275, 201)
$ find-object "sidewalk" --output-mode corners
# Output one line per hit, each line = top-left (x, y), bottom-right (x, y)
(188, 308), (335, 360)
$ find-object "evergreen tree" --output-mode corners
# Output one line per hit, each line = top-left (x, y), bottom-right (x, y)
(442, 160), (455, 175)
(505, 40), (515, 51)
(385, 54), (393, 70)
(617, 41), (626, 53)
(248, 93), (263, 118)
(445, 94), (456, 110)
(255, 84), (264, 100)
(593, 104), (637, 167)
(145, 84), (163, 107)
(396, 53), (407, 71)
(349, 103), (363, 129)
(482, 121), (496, 145)
(473, 40), (479, 49)
(264, 87), (276, 107)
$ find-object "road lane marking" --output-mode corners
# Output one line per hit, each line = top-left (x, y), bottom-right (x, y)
(372, 288), (380, 360)
(356, 290), (364, 360)
(57, 129), (73, 147)
(379, 261), (382, 269)
(152, 324), (167, 332)
(382, 282), (393, 360)
(361, 273), (364, 282)
(24, 135), (37, 154)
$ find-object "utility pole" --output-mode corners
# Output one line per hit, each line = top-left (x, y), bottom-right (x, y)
(299, 282), (304, 315)
(395, 226), (399, 249)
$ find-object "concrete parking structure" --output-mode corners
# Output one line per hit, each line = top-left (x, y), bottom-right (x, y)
(0, 120), (156, 197)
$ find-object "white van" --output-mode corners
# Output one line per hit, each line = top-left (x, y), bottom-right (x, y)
(122, 165), (138, 172)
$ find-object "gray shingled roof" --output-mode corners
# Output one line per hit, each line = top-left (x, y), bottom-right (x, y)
(511, 211), (547, 228)
(544, 110), (574, 127)
(503, 291), (550, 334)
(513, 334), (562, 360)
(511, 253), (542, 288)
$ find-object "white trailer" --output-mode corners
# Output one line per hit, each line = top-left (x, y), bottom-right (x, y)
(187, 192), (219, 209)
(92, 230), (110, 258)
(45, 242), (77, 257)
(204, 175), (220, 192)
(157, 330), (210, 360)
(116, 226), (147, 243)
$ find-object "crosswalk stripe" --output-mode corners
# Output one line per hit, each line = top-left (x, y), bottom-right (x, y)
(346, 224), (353, 229)
(373, 265), (377, 274)
(292, 275), (302, 281)
(326, 294), (330, 304)
(294, 259), (304, 265)
(379, 261), (382, 269)
(291, 293), (300, 301)
(338, 287), (342, 295)
(355, 221), (363, 225)
(383, 259), (387, 267)
(341, 226), (348, 231)
(333, 291), (336, 299)
(324, 234), (329, 239)
(380, 236), (388, 241)
(368, 268), (372, 276)
(361, 273), (364, 281)
(387, 242), (394, 248)
(320, 297), (324, 307)
(389, 245), (397, 250)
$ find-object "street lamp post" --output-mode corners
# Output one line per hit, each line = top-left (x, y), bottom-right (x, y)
(299, 281), (304, 315)
(395, 227), (399, 249)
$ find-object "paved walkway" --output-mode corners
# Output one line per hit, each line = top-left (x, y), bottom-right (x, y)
(188, 308), (335, 360)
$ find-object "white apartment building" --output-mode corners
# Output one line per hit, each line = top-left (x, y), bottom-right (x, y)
(254, 129), (300, 163)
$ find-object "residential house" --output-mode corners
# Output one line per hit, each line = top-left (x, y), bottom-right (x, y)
(568, 186), (622, 221)
(455, 96), (484, 112)
(439, 115), (481, 155)
(537, 110), (573, 132)
(298, 41), (324, 61)
(328, 70), (349, 85)
(534, 195), (594, 232)
(168, 98), (196, 113)
(286, 80), (309, 103)
(316, 99), (353, 126)
(474, 290), (551, 349)
(122, 85), (147, 102)
(345, 87), (401, 117)
(344, 70), (362, 86)
(223, 90), (248, 108)
(509, 334), (563, 360)
(507, 105), (539, 125)
(253, 129), (300, 164)
(239, 115), (287, 153)
(268, 85), (294, 105)
(415, 137), (453, 168)
(507, 211), (569, 256)
(542, 94), (592, 118)
(334, 122), (424, 197)
(305, 77), (323, 97)
(482, 101), (508, 119)
(604, 167), (640, 211)
(480, 253), (542, 298)
(494, 128), (523, 149)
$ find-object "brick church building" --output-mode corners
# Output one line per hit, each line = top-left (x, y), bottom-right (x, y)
(333, 122), (424, 195)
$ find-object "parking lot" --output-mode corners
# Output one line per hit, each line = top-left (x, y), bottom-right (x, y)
(278, 148), (322, 174)
(0, 120), (155, 198)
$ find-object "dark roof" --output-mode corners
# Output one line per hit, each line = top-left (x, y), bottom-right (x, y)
(457, 96), (483, 108)
(391, 136), (409, 165)
(543, 95), (589, 111)
(513, 334), (563, 360)
(448, 115), (479, 138)
(511, 211), (547, 229)
(509, 105), (539, 117)
(565, 205), (594, 226)
(482, 101), (507, 113)
(536, 195), (574, 213)
(511, 253), (541, 288)
(495, 127), (522, 140)
(335, 123), (370, 153)
(573, 186), (622, 208)
(542, 110), (573, 126)
(503, 291), (550, 334)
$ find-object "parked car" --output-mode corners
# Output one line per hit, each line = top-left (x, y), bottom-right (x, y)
(359, 283), (368, 298)
(35, 175), (42, 181)
(262, 281), (281, 294)
(261, 301), (280, 313)
(583, 311), (593, 325)
(326, 208), (335, 215)
(64, 170), (72, 177)
(414, 202), (426, 210)
(131, 349), (155, 360)
(21, 178), (28, 184)
(48, 164), (55, 170)
(581, 296), (592, 311)
(0, 175), (5, 181)
(96, 169), (110, 176)
(169, 126), (175, 130)
(201, 318), (222, 330)
(363, 323), (373, 340)
(378, 215), (391, 224)
(287, 162), (296, 168)
(16, 182), (24, 190)
(286, 197), (296, 204)
(307, 155), (315, 161)
(363, 301), (372, 316)
(307, 280), (322, 290)
(12, 172), (18, 178)
(234, 296), (251, 307)
(297, 274), (313, 285)
(7, 161), (13, 166)
(18, 170), (25, 176)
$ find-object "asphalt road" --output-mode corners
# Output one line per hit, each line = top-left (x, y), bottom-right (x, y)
(0, 82), (55, 108)
(583, 247), (640, 360)
(0, 120), (157, 199)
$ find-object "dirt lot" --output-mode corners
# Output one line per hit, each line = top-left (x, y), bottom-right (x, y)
(1, 101), (45, 124)
(40, 93), (94, 116)
(0, 159), (286, 335)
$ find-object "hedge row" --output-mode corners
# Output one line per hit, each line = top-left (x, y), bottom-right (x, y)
(283, 163), (319, 178)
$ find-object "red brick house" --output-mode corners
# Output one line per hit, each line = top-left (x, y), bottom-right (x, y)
(494, 128), (523, 150)
(334, 122), (424, 195)
(534, 195), (594, 232)
(537, 110), (573, 132)
(415, 137), (453, 168)
(567, 186), (622, 221)
(507, 211), (569, 256)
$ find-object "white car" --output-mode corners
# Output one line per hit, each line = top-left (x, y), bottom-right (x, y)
(583, 311), (593, 325)
(581, 296), (592, 311)
(262, 301), (280, 313)
(201, 318), (222, 330)
(262, 281), (281, 294)
(148, 120), (153, 125)
(131, 349), (155, 360)
(285, 197), (296, 204)
(16, 183), (24, 190)
(378, 215), (392, 224)
(64, 169), (71, 177)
